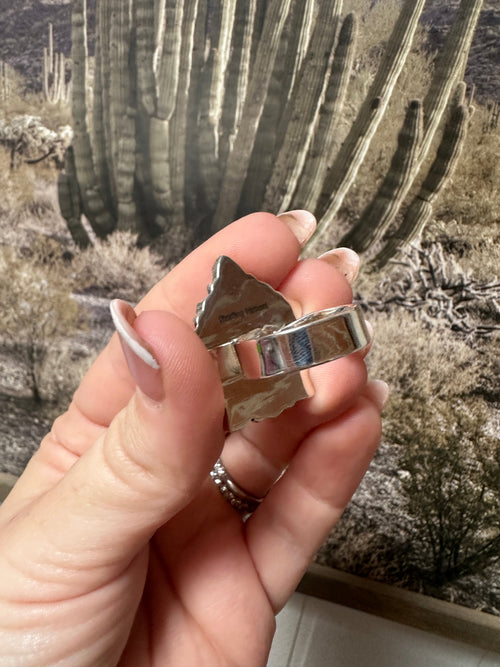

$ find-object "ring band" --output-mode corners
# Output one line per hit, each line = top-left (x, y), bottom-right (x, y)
(210, 459), (264, 517)
(211, 304), (370, 383)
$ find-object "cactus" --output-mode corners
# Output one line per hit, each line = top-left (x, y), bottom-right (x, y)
(306, 0), (428, 252)
(43, 23), (71, 105)
(0, 61), (10, 101)
(335, 0), (482, 261)
(61, 0), (483, 263)
(340, 99), (424, 254)
(261, 1), (343, 213)
(372, 99), (470, 269)
(211, 0), (294, 229)
(70, 0), (115, 239)
(484, 101), (499, 134)
(57, 146), (90, 248)
(292, 12), (357, 213)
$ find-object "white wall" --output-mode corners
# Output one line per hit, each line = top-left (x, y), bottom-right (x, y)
(268, 593), (500, 667)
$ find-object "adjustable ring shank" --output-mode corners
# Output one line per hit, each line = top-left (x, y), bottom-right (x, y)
(213, 304), (370, 383)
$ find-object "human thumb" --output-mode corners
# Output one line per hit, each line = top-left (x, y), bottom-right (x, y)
(2, 301), (225, 599)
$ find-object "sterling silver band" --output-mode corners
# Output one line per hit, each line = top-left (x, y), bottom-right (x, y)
(211, 304), (370, 383)
(210, 458), (264, 517)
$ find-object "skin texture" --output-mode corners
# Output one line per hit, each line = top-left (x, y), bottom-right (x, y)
(0, 213), (383, 667)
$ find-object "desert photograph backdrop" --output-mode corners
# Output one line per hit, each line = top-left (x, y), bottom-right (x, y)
(0, 0), (499, 617)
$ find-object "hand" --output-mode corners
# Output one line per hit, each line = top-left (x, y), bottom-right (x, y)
(0, 212), (386, 667)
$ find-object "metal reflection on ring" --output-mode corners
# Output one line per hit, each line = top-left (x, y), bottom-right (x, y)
(213, 304), (370, 383)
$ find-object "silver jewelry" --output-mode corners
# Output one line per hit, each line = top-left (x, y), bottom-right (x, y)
(196, 256), (371, 431)
(211, 304), (368, 382)
(210, 459), (264, 517)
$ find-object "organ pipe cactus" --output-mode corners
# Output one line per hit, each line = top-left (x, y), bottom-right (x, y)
(61, 0), (483, 265)
(373, 98), (470, 269)
(336, 0), (482, 264)
(340, 99), (424, 254)
(0, 61), (10, 101)
(43, 23), (71, 105)
(307, 0), (428, 249)
(292, 11), (357, 213)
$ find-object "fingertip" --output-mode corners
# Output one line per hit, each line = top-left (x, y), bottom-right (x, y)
(277, 210), (317, 247)
(110, 300), (163, 402)
(365, 379), (390, 412)
(365, 320), (374, 343)
(318, 247), (360, 284)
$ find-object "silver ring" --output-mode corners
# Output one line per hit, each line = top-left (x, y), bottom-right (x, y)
(210, 459), (264, 517)
(211, 304), (370, 383)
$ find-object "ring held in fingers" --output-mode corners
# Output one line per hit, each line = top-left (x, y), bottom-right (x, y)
(196, 256), (371, 431)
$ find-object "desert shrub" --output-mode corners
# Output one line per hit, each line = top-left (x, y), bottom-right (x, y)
(355, 292), (499, 592)
(71, 231), (168, 302)
(0, 64), (71, 130)
(0, 65), (30, 116)
(394, 398), (499, 587)
(365, 310), (482, 402)
(359, 242), (500, 339)
(436, 104), (500, 228)
(426, 217), (500, 284)
(0, 166), (71, 252)
(0, 148), (35, 217)
(316, 494), (413, 585)
(0, 115), (72, 169)
(0, 237), (80, 402)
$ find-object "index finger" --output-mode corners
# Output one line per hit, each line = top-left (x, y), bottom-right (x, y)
(140, 212), (307, 319)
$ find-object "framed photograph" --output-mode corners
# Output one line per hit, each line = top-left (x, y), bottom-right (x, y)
(1, 0), (498, 654)
(298, 564), (500, 653)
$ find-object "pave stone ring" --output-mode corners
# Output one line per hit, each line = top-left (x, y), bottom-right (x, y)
(209, 458), (264, 518)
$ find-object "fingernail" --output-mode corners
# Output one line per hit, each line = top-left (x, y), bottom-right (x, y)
(318, 247), (360, 284)
(110, 299), (164, 402)
(365, 320), (374, 342)
(368, 380), (390, 410)
(277, 209), (317, 246)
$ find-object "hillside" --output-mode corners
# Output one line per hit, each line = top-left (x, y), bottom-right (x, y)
(0, 0), (498, 102)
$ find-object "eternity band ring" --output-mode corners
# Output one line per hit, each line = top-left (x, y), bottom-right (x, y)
(210, 304), (370, 383)
(210, 458), (264, 517)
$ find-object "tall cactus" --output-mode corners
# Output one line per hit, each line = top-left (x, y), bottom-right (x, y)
(292, 11), (357, 213)
(61, 0), (483, 264)
(43, 23), (71, 105)
(261, 0), (343, 213)
(0, 61), (10, 101)
(57, 146), (90, 248)
(373, 98), (470, 269)
(340, 99), (424, 253)
(211, 0), (293, 229)
(305, 0), (428, 252)
(336, 0), (483, 258)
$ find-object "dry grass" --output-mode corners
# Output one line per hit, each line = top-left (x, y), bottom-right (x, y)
(71, 232), (168, 302)
(366, 310), (481, 401)
(0, 156), (69, 249)
(0, 237), (82, 403)
(0, 238), (77, 342)
(0, 66), (71, 131)
(435, 104), (500, 227)
(0, 149), (35, 217)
